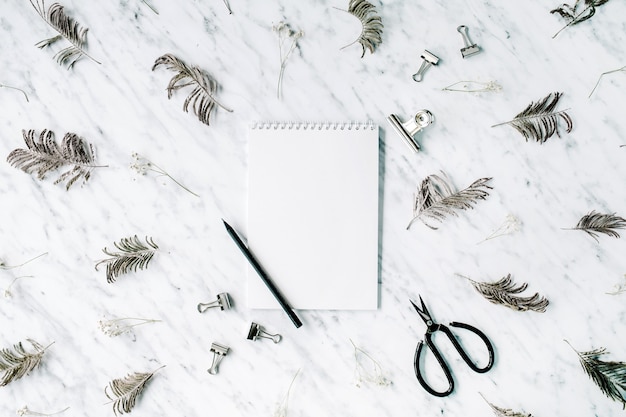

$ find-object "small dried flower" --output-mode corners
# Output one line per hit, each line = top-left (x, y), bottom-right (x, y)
(4, 276), (33, 299)
(273, 21), (304, 99)
(130, 152), (199, 197)
(607, 274), (626, 295)
(351, 339), (391, 388)
(98, 317), (160, 338)
(478, 214), (521, 244)
(442, 80), (502, 93)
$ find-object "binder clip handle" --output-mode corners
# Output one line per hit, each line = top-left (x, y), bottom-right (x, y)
(457, 25), (481, 58)
(197, 292), (232, 313)
(207, 342), (230, 375)
(247, 322), (282, 343)
(387, 110), (434, 153)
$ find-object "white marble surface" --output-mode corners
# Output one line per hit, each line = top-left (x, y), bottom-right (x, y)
(1, 0), (626, 415)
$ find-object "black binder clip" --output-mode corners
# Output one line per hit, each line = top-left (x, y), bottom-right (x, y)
(197, 292), (232, 313)
(247, 322), (282, 343)
(207, 342), (230, 375)
(387, 110), (434, 153)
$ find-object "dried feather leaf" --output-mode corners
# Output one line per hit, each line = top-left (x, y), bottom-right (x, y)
(568, 211), (626, 242)
(480, 393), (532, 417)
(95, 236), (159, 283)
(492, 92), (573, 143)
(6, 129), (103, 190)
(105, 366), (164, 415)
(461, 274), (549, 313)
(29, 0), (100, 67)
(566, 341), (626, 408)
(551, 0), (611, 38)
(338, 0), (383, 58)
(407, 174), (492, 230)
(152, 53), (233, 126)
(0, 339), (52, 387)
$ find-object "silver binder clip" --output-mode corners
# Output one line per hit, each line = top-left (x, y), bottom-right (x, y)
(387, 110), (434, 153)
(197, 292), (232, 313)
(247, 322), (282, 343)
(412, 50), (440, 82)
(457, 25), (481, 58)
(207, 342), (230, 375)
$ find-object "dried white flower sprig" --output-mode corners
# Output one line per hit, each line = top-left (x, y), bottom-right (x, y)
(351, 339), (391, 387)
(4, 276), (33, 299)
(442, 80), (502, 93)
(273, 22), (303, 99)
(606, 274), (626, 295)
(16, 405), (69, 416)
(131, 152), (199, 197)
(1, 83), (30, 102)
(273, 369), (300, 417)
(2, 252), (48, 298)
(478, 214), (521, 244)
(98, 317), (161, 338)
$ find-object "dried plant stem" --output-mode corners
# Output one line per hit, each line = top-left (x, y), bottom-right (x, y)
(4, 276), (34, 298)
(131, 153), (199, 197)
(141, 0), (158, 14)
(17, 405), (69, 416)
(273, 22), (303, 99)
(1, 252), (48, 270)
(99, 317), (161, 337)
(0, 83), (30, 102)
(273, 369), (300, 417)
(442, 80), (502, 93)
(350, 339), (390, 387)
(477, 215), (520, 244)
(589, 65), (626, 97)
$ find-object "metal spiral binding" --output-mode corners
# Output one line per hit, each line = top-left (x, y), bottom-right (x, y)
(250, 121), (375, 130)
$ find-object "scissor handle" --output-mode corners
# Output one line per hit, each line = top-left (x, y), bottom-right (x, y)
(414, 335), (455, 397)
(413, 322), (495, 397)
(447, 321), (495, 373)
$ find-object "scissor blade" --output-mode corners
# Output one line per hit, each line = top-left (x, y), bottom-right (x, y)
(410, 296), (432, 324)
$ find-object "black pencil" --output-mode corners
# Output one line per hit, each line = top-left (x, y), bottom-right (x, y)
(222, 219), (303, 328)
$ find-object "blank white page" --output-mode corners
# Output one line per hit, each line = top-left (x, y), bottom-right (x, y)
(247, 122), (379, 310)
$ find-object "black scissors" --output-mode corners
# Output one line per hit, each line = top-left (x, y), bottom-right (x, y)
(411, 296), (495, 397)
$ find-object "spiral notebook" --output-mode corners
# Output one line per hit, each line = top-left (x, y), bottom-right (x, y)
(247, 121), (379, 310)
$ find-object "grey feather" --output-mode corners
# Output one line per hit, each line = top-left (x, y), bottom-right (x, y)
(480, 393), (532, 417)
(29, 0), (99, 67)
(569, 211), (626, 242)
(551, 0), (611, 38)
(492, 92), (573, 143)
(95, 236), (159, 283)
(407, 174), (492, 230)
(152, 53), (233, 126)
(105, 366), (164, 415)
(340, 0), (383, 58)
(462, 274), (549, 313)
(0, 339), (51, 387)
(567, 341), (626, 408)
(6, 129), (101, 190)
